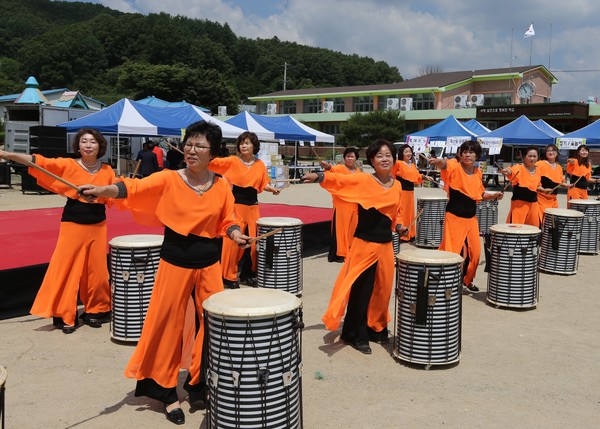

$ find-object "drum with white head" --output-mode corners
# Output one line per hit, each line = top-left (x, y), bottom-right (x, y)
(539, 208), (584, 275)
(476, 196), (499, 236)
(203, 288), (304, 429)
(415, 195), (447, 248)
(108, 234), (163, 342)
(567, 199), (600, 254)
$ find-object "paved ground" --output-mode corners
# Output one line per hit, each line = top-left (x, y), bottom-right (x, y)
(1, 175), (600, 429)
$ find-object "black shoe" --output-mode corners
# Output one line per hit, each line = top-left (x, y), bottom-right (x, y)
(52, 317), (65, 328)
(165, 407), (185, 425)
(240, 276), (257, 287)
(464, 283), (480, 292)
(81, 311), (111, 328)
(62, 324), (77, 334)
(368, 332), (390, 344)
(334, 256), (345, 263)
(223, 278), (239, 289)
(342, 338), (372, 354)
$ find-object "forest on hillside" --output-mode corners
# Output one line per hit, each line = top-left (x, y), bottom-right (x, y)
(0, 0), (403, 113)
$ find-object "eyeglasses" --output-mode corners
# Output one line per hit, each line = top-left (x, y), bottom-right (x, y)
(184, 143), (211, 151)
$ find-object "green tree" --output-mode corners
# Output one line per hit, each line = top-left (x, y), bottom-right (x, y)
(339, 110), (406, 148)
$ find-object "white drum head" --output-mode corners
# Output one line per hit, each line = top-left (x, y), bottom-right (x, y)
(490, 223), (541, 235)
(417, 195), (448, 202)
(545, 208), (584, 218)
(203, 288), (302, 319)
(568, 199), (600, 206)
(257, 217), (303, 227)
(397, 248), (463, 265)
(109, 234), (164, 248)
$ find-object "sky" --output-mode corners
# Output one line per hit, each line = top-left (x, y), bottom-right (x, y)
(64, 0), (600, 102)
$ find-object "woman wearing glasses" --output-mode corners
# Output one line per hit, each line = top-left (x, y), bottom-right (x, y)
(82, 121), (249, 425)
(536, 144), (568, 221)
(209, 131), (280, 288)
(303, 139), (405, 355)
(566, 144), (599, 201)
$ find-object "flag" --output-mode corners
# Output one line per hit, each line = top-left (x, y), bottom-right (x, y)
(524, 22), (535, 38)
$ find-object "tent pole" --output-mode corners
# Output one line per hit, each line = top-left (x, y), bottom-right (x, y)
(117, 132), (121, 176)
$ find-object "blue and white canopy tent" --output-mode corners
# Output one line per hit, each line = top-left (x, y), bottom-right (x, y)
(136, 95), (210, 112)
(533, 119), (564, 138)
(57, 98), (245, 174)
(461, 119), (491, 135)
(556, 118), (600, 149)
(406, 115), (478, 155)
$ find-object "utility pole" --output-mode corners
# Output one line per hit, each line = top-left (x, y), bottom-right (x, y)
(283, 62), (288, 91)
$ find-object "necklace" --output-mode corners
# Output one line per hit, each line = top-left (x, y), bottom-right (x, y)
(372, 173), (393, 189)
(526, 166), (536, 175)
(240, 157), (255, 167)
(79, 159), (100, 172)
(182, 170), (212, 196)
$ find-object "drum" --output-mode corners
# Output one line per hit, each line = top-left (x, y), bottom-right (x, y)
(108, 234), (163, 342)
(486, 224), (541, 308)
(415, 195), (447, 248)
(567, 199), (600, 254)
(256, 217), (303, 295)
(392, 231), (400, 259)
(0, 365), (6, 429)
(476, 199), (498, 236)
(203, 288), (304, 429)
(394, 249), (463, 367)
(539, 208), (584, 275)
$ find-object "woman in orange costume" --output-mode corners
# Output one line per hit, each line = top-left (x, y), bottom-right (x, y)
(536, 144), (569, 222)
(0, 129), (115, 334)
(320, 147), (362, 262)
(566, 144), (599, 200)
(391, 144), (433, 242)
(83, 121), (249, 426)
(209, 131), (280, 288)
(429, 140), (503, 292)
(500, 146), (542, 228)
(303, 139), (406, 354)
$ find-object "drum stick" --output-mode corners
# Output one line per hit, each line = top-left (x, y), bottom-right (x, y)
(401, 209), (424, 235)
(570, 175), (583, 187)
(132, 159), (141, 178)
(502, 170), (520, 193)
(270, 178), (301, 183)
(247, 227), (284, 244)
(166, 141), (184, 155)
(27, 161), (81, 193)
(310, 146), (322, 161)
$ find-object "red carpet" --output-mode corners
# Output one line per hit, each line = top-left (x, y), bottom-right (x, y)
(0, 203), (331, 271)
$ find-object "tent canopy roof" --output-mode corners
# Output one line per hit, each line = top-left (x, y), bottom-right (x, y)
(478, 115), (555, 145)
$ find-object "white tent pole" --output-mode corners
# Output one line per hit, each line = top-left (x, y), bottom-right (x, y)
(117, 132), (121, 176)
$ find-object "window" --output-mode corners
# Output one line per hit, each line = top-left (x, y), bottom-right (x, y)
(281, 100), (297, 114)
(484, 93), (512, 106)
(321, 124), (341, 136)
(412, 93), (435, 110)
(303, 99), (320, 113)
(353, 96), (374, 112)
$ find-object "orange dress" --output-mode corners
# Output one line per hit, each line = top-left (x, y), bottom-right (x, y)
(28, 156), (115, 327)
(320, 173), (402, 335)
(391, 160), (423, 241)
(536, 160), (564, 221)
(209, 157), (270, 281)
(506, 164), (542, 228)
(120, 170), (238, 394)
(438, 159), (484, 286)
(328, 164), (360, 260)
(566, 159), (592, 200)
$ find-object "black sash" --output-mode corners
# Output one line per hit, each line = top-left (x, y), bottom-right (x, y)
(61, 198), (106, 224)
(354, 205), (392, 243)
(512, 185), (538, 202)
(446, 188), (476, 218)
(160, 227), (220, 268)
(232, 185), (258, 205)
(396, 176), (415, 191)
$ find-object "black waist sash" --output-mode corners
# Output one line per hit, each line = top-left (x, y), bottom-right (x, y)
(396, 176), (415, 191)
(232, 185), (258, 205)
(446, 188), (476, 218)
(570, 174), (589, 190)
(354, 205), (392, 243)
(61, 198), (106, 224)
(512, 184), (538, 202)
(541, 176), (560, 195)
(160, 226), (220, 268)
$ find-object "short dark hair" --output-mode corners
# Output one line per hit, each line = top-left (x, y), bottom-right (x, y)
(520, 145), (539, 159)
(366, 138), (396, 167)
(72, 128), (107, 158)
(236, 131), (260, 154)
(182, 121), (222, 157)
(544, 144), (560, 161)
(398, 144), (414, 157)
(458, 139), (482, 159)
(343, 147), (360, 158)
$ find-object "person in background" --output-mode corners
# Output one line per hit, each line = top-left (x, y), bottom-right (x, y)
(136, 142), (159, 177)
(166, 141), (184, 171)
(151, 141), (165, 170)
(429, 139), (503, 292)
(218, 141), (230, 157)
(209, 131), (280, 288)
(320, 147), (363, 262)
(0, 128), (115, 333)
(566, 144), (599, 200)
(82, 121), (249, 426)
(303, 139), (405, 355)
(536, 144), (569, 221)
(391, 144), (433, 242)
(499, 145), (542, 228)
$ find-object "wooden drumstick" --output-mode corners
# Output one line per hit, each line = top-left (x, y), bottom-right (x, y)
(247, 227), (284, 244)
(270, 178), (301, 183)
(310, 146), (322, 161)
(502, 170), (520, 193)
(570, 175), (583, 187)
(401, 209), (424, 236)
(166, 141), (184, 155)
(27, 161), (82, 193)
(132, 159), (141, 178)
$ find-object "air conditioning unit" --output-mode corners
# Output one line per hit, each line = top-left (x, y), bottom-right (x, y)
(322, 101), (334, 113)
(217, 106), (227, 116)
(470, 94), (485, 107)
(454, 95), (468, 109)
(400, 97), (413, 111)
(266, 103), (277, 115)
(386, 98), (400, 110)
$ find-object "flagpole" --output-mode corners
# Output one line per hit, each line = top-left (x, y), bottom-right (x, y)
(510, 27), (514, 100)
(529, 21), (534, 65)
(548, 22), (553, 69)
